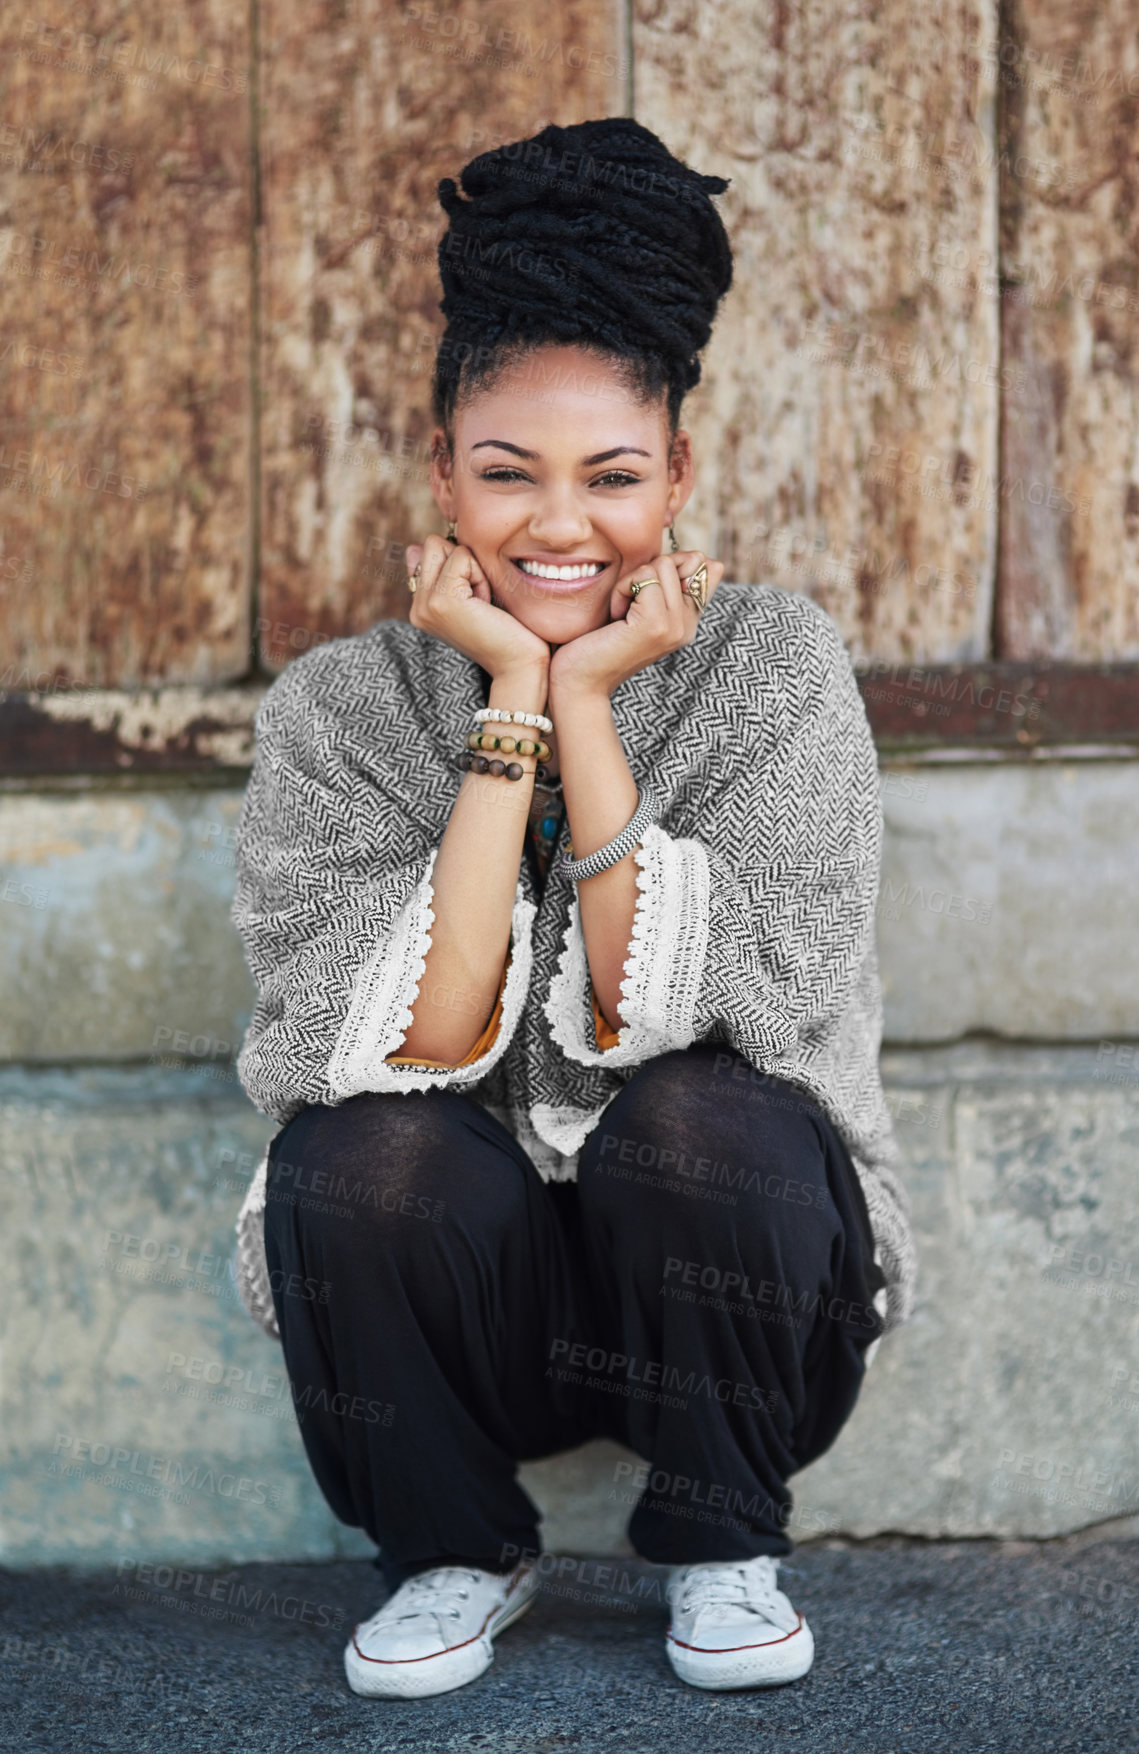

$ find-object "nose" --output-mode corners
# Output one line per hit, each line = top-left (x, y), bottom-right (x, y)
(525, 486), (593, 550)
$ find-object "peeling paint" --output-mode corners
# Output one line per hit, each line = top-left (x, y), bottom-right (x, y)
(33, 689), (266, 750)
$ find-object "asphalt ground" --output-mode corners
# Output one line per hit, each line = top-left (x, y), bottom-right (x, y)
(1, 1536), (1136, 1753)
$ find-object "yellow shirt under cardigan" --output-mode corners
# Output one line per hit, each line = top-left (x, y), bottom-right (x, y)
(384, 956), (621, 1068)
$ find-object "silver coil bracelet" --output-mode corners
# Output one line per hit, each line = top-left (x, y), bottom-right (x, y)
(559, 786), (662, 883)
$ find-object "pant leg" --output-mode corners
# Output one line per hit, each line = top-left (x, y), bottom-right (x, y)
(262, 1085), (599, 1592)
(573, 1041), (886, 1565)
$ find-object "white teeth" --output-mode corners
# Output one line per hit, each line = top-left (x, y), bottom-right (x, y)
(516, 560), (606, 581)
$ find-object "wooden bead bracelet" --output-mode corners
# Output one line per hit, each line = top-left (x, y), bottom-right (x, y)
(466, 729), (550, 759)
(457, 750), (531, 781)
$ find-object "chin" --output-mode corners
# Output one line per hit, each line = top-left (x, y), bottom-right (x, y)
(494, 596), (606, 641)
(522, 610), (604, 643)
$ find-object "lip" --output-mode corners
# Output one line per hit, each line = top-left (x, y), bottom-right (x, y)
(508, 557), (612, 593)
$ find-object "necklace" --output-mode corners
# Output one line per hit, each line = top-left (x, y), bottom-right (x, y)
(528, 763), (564, 870)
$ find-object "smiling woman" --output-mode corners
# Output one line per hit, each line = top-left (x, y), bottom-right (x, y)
(230, 115), (914, 1709)
(402, 330), (727, 1047)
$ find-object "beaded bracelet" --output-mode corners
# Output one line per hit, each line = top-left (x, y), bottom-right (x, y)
(472, 706), (553, 733)
(466, 729), (550, 760)
(457, 750), (531, 781)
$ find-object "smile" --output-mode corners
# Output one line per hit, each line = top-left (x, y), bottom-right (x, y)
(512, 559), (609, 582)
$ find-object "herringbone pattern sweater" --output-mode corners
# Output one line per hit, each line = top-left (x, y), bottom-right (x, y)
(231, 582), (917, 1342)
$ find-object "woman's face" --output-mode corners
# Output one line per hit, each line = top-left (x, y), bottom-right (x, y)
(429, 343), (695, 644)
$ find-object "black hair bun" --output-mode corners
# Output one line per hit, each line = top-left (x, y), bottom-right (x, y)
(433, 117), (733, 419)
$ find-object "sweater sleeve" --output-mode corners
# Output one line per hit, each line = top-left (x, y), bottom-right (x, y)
(544, 608), (882, 1071)
(383, 954), (511, 1068)
(231, 665), (535, 1125)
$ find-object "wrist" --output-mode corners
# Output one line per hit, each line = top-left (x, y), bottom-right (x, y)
(547, 679), (613, 721)
(488, 665), (549, 718)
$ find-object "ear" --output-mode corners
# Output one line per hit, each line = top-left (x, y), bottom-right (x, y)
(428, 426), (456, 520)
(665, 428), (696, 525)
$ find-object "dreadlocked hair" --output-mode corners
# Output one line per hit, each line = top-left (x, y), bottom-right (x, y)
(431, 117), (733, 449)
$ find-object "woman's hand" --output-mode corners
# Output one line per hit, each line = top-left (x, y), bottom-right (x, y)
(548, 550), (724, 705)
(405, 535), (551, 682)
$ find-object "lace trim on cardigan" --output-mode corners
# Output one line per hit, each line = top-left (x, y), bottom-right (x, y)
(327, 850), (536, 1096)
(543, 822), (710, 1070)
(234, 859), (538, 1339)
(234, 1144), (277, 1339)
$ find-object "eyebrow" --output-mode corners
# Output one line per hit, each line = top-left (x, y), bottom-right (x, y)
(470, 441), (651, 466)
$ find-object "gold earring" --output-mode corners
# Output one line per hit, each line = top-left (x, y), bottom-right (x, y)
(445, 518), (457, 542)
(668, 523), (680, 553)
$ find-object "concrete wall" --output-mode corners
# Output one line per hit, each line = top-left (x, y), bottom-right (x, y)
(2, 753), (1137, 1565)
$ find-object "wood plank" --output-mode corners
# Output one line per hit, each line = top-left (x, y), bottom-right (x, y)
(996, 0), (1139, 659)
(0, 685), (266, 773)
(632, 0), (1000, 664)
(0, 5), (254, 686)
(856, 660), (1139, 747)
(257, 0), (625, 672)
(4, 666), (1138, 773)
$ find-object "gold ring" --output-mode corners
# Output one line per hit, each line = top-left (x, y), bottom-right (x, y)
(408, 563), (421, 594)
(682, 559), (709, 613)
(628, 575), (662, 601)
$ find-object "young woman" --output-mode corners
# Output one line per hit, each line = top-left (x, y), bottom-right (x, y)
(231, 116), (917, 1700)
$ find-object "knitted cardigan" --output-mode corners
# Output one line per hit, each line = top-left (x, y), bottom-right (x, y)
(230, 581), (918, 1344)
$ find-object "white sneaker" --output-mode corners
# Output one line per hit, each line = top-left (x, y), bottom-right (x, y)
(344, 1561), (539, 1698)
(665, 1555), (814, 1690)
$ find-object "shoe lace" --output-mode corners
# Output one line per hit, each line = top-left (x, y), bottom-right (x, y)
(373, 1566), (488, 1628)
(676, 1557), (784, 1625)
